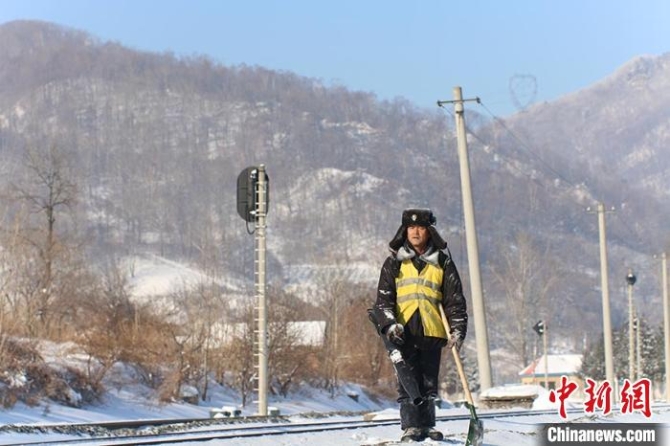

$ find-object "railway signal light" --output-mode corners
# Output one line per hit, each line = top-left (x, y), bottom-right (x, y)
(237, 166), (270, 223)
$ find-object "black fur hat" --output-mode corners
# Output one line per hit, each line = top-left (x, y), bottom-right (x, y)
(389, 208), (447, 251)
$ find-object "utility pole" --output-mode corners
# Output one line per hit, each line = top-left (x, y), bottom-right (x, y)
(438, 87), (492, 391)
(588, 203), (615, 388)
(662, 252), (669, 401)
(255, 165), (268, 416)
(626, 268), (637, 382)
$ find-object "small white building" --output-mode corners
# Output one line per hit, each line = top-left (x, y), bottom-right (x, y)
(519, 354), (583, 391)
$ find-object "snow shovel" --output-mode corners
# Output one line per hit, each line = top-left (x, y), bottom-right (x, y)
(439, 305), (484, 446)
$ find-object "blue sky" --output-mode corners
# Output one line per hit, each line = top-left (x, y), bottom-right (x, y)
(1, 0), (668, 116)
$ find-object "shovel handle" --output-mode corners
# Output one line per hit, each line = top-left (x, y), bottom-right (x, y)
(439, 305), (476, 407)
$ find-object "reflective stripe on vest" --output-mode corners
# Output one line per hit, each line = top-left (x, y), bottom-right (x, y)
(395, 260), (447, 339)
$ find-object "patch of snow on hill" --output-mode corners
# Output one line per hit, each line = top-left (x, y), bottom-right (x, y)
(124, 254), (244, 298)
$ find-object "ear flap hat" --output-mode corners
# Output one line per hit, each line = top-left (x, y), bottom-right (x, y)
(388, 208), (447, 251)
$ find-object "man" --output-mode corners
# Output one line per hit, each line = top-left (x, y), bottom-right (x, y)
(371, 208), (468, 442)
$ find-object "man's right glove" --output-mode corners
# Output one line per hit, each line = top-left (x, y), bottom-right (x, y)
(385, 323), (405, 346)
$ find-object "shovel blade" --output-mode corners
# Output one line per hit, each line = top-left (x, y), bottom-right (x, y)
(466, 418), (484, 446)
(465, 402), (483, 446)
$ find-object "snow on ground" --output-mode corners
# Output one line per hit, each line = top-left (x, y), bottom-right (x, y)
(2, 380), (670, 445)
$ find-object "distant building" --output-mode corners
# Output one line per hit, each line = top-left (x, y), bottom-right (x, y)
(519, 354), (583, 391)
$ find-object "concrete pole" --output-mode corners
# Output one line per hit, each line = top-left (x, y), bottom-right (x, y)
(595, 203), (615, 388)
(662, 253), (669, 401)
(543, 323), (549, 389)
(627, 268), (636, 383)
(256, 165), (268, 416)
(452, 86), (492, 391)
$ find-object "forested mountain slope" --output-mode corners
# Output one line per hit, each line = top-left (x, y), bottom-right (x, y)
(1, 20), (668, 367)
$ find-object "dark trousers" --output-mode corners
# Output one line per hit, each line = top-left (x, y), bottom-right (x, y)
(397, 342), (442, 429)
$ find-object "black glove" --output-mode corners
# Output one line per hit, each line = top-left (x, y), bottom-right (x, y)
(446, 330), (463, 352)
(385, 323), (405, 346)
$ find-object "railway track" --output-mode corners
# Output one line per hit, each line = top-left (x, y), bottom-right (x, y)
(3, 406), (660, 446)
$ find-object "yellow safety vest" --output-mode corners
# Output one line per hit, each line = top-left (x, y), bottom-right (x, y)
(395, 260), (447, 339)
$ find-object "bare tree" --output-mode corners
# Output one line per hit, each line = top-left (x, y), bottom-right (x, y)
(312, 278), (386, 395)
(489, 232), (560, 367)
(75, 261), (136, 388)
(266, 288), (316, 397)
(170, 281), (228, 402)
(222, 300), (256, 407)
(8, 144), (77, 337)
(316, 279), (347, 395)
(0, 203), (45, 336)
(0, 214), (20, 364)
(338, 289), (387, 386)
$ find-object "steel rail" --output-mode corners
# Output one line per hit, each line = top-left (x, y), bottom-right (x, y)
(6, 405), (669, 446)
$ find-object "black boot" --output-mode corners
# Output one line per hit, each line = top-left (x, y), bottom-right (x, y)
(419, 398), (444, 440)
(422, 427), (444, 441)
(401, 427), (424, 442)
(400, 401), (425, 441)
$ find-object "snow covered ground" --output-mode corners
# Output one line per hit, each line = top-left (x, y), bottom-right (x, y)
(2, 382), (669, 445)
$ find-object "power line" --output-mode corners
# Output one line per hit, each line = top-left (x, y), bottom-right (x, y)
(439, 103), (573, 198)
(438, 106), (532, 183)
(440, 95), (658, 256)
(612, 210), (655, 254)
(475, 99), (656, 256)
(477, 101), (578, 189)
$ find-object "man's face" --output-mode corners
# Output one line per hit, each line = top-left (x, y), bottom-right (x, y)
(407, 225), (429, 252)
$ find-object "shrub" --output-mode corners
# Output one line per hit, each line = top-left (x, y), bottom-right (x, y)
(0, 337), (103, 408)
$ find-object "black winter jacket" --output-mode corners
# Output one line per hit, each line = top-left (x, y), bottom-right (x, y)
(372, 242), (468, 350)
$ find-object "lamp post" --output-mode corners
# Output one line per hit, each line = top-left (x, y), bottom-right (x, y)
(661, 253), (669, 402)
(636, 316), (642, 380)
(626, 269), (637, 382)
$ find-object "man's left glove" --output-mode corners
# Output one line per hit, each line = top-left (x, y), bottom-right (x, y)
(446, 332), (463, 352)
